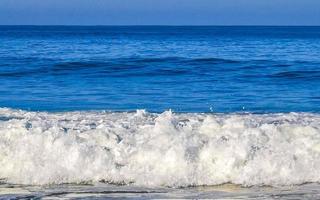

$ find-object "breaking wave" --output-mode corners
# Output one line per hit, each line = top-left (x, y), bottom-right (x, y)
(0, 108), (320, 187)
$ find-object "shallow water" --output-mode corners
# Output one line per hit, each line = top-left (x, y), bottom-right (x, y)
(2, 183), (320, 199)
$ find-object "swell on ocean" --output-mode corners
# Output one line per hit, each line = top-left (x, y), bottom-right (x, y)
(1, 26), (320, 198)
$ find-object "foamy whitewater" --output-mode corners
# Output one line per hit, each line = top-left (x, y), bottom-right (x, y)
(0, 108), (320, 187)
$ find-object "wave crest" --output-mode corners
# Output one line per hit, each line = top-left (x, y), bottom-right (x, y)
(0, 108), (320, 187)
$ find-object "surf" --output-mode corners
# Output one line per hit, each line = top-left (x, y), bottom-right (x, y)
(0, 108), (319, 187)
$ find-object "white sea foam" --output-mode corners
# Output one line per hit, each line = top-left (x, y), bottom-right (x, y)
(0, 108), (320, 187)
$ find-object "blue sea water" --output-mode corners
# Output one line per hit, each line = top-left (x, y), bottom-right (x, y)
(2, 26), (320, 199)
(0, 26), (319, 113)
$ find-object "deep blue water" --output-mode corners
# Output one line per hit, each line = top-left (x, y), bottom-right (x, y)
(0, 26), (319, 113)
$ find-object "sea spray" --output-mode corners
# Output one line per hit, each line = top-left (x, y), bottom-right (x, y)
(0, 108), (320, 187)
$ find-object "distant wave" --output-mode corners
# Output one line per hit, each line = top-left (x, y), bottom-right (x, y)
(270, 70), (320, 80)
(0, 108), (320, 187)
(1, 56), (319, 80)
(0, 57), (240, 78)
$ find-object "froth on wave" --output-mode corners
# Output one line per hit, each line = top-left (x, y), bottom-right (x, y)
(0, 108), (320, 187)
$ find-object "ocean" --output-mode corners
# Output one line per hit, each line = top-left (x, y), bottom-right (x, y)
(0, 26), (320, 199)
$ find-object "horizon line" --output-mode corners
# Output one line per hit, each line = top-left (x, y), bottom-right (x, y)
(0, 24), (320, 27)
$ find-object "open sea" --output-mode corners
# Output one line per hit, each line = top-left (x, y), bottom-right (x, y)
(0, 26), (320, 199)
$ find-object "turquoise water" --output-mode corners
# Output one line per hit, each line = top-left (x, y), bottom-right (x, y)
(0, 26), (319, 112)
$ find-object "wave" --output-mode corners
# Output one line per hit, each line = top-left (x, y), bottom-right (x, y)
(2, 56), (320, 81)
(0, 57), (238, 78)
(0, 108), (320, 187)
(270, 70), (320, 80)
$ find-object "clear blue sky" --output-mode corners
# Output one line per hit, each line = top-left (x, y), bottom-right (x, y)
(0, 0), (319, 25)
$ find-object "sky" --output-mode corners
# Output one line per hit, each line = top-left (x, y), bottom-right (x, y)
(0, 0), (319, 25)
